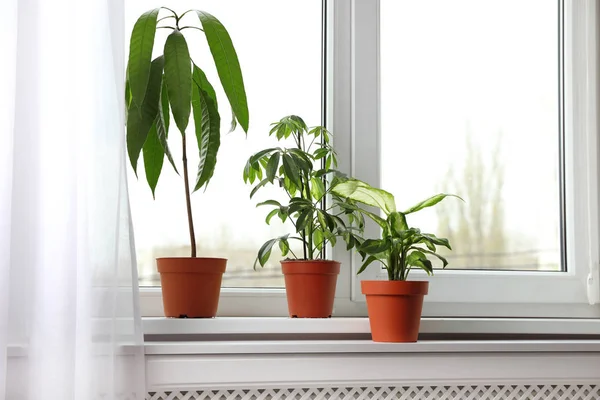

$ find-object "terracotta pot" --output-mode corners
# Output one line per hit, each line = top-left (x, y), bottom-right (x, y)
(157, 257), (226, 318)
(281, 260), (340, 318)
(362, 280), (429, 342)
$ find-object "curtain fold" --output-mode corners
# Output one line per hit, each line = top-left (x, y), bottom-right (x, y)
(0, 0), (145, 398)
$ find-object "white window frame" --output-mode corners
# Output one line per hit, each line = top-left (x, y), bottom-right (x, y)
(338, 0), (600, 319)
(140, 0), (600, 326)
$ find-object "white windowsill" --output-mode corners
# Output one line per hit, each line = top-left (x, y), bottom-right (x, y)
(144, 338), (600, 390)
(145, 339), (600, 355)
(142, 316), (600, 336)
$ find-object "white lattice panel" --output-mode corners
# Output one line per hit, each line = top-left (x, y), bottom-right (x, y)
(147, 385), (600, 400)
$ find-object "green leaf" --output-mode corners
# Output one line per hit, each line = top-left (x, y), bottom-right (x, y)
(192, 64), (218, 110)
(421, 233), (452, 250)
(282, 153), (301, 188)
(142, 121), (163, 198)
(313, 228), (324, 249)
(128, 8), (159, 107)
(332, 179), (397, 215)
(255, 238), (278, 269)
(403, 193), (464, 215)
(412, 248), (449, 269)
(296, 208), (313, 233)
(164, 30), (192, 133)
(126, 106), (144, 173)
(359, 238), (391, 254)
(156, 79), (178, 173)
(357, 255), (379, 275)
(250, 178), (269, 199)
(197, 11), (249, 132)
(266, 152), (280, 183)
(192, 83), (221, 191)
(279, 238), (290, 257)
(265, 209), (278, 225)
(250, 148), (278, 164)
(125, 78), (132, 109)
(257, 200), (282, 208)
(388, 211), (408, 236)
(310, 177), (325, 201)
(127, 56), (165, 173)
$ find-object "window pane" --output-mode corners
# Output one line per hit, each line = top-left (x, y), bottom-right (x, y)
(380, 0), (561, 271)
(126, 1), (322, 286)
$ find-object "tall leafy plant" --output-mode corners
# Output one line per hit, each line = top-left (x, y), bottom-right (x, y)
(125, 8), (249, 257)
(243, 116), (361, 268)
(332, 179), (462, 280)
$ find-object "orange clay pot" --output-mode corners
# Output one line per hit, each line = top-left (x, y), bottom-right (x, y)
(362, 280), (429, 342)
(157, 257), (226, 318)
(281, 260), (340, 318)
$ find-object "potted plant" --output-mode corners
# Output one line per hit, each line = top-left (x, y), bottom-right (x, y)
(244, 115), (360, 318)
(332, 179), (461, 341)
(125, 7), (249, 317)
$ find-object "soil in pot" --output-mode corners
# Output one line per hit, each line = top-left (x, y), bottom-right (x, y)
(362, 280), (429, 342)
(157, 257), (226, 318)
(281, 260), (340, 318)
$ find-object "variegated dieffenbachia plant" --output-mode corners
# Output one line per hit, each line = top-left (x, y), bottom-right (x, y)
(125, 7), (248, 257)
(332, 179), (463, 280)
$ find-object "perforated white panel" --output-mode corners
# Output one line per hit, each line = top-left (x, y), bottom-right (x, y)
(147, 385), (600, 400)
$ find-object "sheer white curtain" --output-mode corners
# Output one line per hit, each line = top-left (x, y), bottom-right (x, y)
(0, 0), (145, 399)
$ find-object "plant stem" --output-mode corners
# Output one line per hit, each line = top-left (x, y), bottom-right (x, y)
(180, 26), (204, 32)
(182, 133), (197, 257)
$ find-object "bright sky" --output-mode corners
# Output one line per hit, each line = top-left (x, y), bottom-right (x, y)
(126, 0), (561, 278)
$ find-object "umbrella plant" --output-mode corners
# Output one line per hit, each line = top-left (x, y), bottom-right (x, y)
(125, 7), (248, 257)
(332, 179), (463, 280)
(243, 115), (361, 268)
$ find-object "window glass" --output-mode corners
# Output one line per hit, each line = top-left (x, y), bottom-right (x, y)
(380, 0), (561, 271)
(126, 1), (322, 286)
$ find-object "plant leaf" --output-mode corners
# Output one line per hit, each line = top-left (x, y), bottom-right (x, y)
(403, 193), (464, 215)
(357, 255), (379, 275)
(197, 10), (249, 132)
(164, 29), (192, 133)
(126, 106), (144, 173)
(127, 56), (164, 173)
(142, 121), (164, 198)
(128, 8), (159, 107)
(310, 177), (325, 201)
(411, 247), (449, 269)
(359, 238), (391, 254)
(282, 153), (301, 188)
(156, 79), (178, 173)
(388, 211), (408, 236)
(266, 152), (280, 183)
(250, 178), (269, 199)
(265, 209), (278, 225)
(192, 82), (221, 191)
(257, 200), (282, 208)
(332, 179), (397, 215)
(255, 238), (277, 269)
(192, 64), (218, 110)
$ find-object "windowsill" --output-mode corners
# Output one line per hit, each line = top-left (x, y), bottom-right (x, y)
(144, 331), (600, 390)
(142, 316), (600, 337)
(145, 338), (600, 355)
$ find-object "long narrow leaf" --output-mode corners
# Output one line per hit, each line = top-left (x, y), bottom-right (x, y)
(142, 121), (164, 198)
(127, 56), (164, 173)
(192, 83), (221, 191)
(197, 11), (249, 132)
(404, 193), (464, 215)
(192, 64), (218, 110)
(164, 30), (192, 133)
(128, 8), (159, 107)
(156, 80), (178, 173)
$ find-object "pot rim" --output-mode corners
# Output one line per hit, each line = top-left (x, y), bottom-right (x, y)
(361, 279), (429, 296)
(156, 257), (228, 261)
(280, 259), (340, 264)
